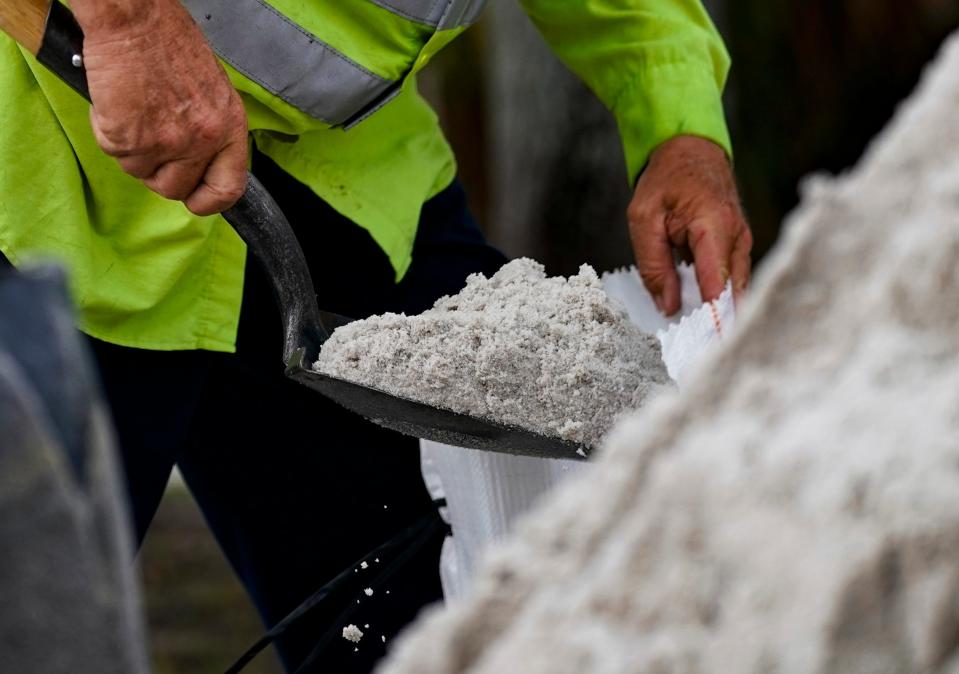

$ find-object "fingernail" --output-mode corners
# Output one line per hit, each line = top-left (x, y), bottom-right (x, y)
(719, 266), (731, 285)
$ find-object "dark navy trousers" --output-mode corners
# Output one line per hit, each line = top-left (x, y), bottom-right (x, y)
(89, 150), (507, 673)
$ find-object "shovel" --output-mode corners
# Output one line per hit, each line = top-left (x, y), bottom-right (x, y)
(0, 0), (588, 460)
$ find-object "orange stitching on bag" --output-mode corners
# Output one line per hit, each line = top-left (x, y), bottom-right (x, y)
(708, 300), (722, 337)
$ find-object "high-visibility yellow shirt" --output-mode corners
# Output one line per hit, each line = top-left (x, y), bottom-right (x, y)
(0, 0), (731, 352)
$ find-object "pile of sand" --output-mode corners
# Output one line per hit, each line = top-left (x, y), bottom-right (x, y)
(314, 259), (669, 448)
(378, 32), (959, 674)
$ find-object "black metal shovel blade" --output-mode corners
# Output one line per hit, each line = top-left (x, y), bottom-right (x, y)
(285, 351), (588, 461)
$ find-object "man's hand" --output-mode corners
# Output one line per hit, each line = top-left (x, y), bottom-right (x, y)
(73, 0), (248, 215)
(627, 135), (752, 315)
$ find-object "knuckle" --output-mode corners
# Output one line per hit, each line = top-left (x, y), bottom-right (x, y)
(94, 119), (156, 158)
(117, 157), (150, 179)
(719, 202), (749, 231)
(227, 101), (248, 129)
(218, 179), (246, 203)
(93, 125), (129, 156)
(638, 266), (668, 289)
(151, 184), (181, 200)
(194, 180), (244, 213)
(626, 202), (652, 226)
(713, 199), (738, 220)
(167, 186), (194, 201)
(687, 224), (710, 250)
(193, 118), (223, 144)
(147, 174), (192, 201)
(218, 183), (244, 208)
(97, 139), (125, 157)
(186, 190), (227, 216)
(154, 127), (185, 154)
(185, 200), (216, 217)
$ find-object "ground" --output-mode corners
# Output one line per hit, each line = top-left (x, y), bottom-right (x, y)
(140, 484), (283, 674)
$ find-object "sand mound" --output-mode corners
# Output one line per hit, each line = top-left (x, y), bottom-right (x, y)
(378, 32), (959, 674)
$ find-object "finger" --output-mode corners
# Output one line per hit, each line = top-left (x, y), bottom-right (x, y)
(183, 138), (248, 216)
(89, 107), (153, 159)
(89, 106), (124, 157)
(143, 157), (211, 201)
(687, 217), (736, 303)
(730, 227), (753, 305)
(90, 108), (165, 179)
(630, 210), (682, 315)
(115, 155), (162, 180)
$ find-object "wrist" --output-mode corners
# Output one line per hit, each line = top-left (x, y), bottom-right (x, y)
(652, 135), (729, 163)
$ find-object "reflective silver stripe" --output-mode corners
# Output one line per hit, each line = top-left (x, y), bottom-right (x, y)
(437, 0), (488, 29)
(366, 0), (447, 26)
(366, 0), (488, 27)
(460, 0), (489, 27)
(183, 0), (394, 125)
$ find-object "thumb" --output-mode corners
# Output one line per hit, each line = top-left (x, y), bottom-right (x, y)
(184, 136), (248, 216)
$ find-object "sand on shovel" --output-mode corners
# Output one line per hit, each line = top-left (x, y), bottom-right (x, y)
(313, 258), (670, 448)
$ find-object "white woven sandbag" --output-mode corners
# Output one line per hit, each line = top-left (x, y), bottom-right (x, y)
(421, 263), (734, 600)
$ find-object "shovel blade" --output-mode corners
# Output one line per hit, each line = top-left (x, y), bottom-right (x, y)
(286, 358), (588, 461)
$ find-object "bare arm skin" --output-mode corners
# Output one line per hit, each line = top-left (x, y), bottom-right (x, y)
(71, 0), (248, 215)
(628, 135), (753, 315)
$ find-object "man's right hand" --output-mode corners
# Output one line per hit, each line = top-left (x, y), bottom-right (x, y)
(73, 0), (248, 215)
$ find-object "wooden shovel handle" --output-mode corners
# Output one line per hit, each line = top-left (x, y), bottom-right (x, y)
(0, 0), (52, 54)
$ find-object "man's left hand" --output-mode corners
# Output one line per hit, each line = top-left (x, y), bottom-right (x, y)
(627, 135), (752, 315)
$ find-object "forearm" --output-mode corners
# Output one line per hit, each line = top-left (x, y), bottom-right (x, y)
(71, 0), (161, 36)
(519, 0), (732, 182)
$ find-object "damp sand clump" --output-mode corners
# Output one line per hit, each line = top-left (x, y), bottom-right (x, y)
(341, 624), (363, 643)
(313, 258), (670, 448)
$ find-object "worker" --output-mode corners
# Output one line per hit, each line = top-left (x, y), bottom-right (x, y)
(0, 0), (751, 671)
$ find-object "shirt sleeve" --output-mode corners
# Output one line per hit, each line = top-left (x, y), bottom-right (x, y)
(518, 0), (733, 183)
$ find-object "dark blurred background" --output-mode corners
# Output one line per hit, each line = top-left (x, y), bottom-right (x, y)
(140, 3), (959, 673)
(423, 0), (959, 270)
